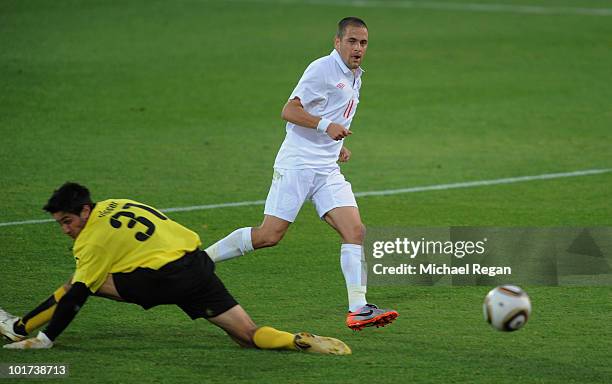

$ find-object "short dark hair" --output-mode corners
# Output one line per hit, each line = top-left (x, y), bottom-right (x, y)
(43, 182), (94, 215)
(336, 17), (368, 39)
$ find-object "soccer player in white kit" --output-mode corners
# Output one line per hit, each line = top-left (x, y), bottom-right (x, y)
(206, 17), (398, 330)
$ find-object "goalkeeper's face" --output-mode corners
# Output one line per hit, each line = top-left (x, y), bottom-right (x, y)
(51, 205), (92, 240)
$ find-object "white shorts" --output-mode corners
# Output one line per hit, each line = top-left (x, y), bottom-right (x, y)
(264, 168), (358, 222)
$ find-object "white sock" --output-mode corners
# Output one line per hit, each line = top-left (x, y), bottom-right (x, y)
(205, 227), (254, 262)
(341, 243), (368, 312)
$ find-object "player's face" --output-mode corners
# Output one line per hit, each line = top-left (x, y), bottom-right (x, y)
(334, 26), (368, 70)
(52, 206), (91, 239)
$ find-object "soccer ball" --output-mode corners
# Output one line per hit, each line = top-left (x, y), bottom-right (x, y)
(483, 285), (531, 331)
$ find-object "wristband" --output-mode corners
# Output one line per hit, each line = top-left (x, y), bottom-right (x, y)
(316, 118), (332, 133)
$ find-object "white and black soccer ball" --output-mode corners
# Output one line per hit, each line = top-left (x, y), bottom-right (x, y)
(483, 285), (531, 331)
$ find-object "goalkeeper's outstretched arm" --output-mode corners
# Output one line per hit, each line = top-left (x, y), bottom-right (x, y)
(11, 279), (72, 337)
(4, 282), (90, 349)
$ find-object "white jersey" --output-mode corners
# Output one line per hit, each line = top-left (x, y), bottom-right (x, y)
(273, 49), (364, 170)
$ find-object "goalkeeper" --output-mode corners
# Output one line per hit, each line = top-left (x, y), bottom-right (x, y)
(0, 182), (350, 355)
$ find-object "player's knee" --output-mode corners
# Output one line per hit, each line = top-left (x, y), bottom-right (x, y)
(343, 223), (366, 244)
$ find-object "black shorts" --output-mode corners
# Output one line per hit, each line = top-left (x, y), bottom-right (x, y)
(113, 250), (238, 319)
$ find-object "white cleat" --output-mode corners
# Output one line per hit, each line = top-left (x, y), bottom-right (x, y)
(0, 308), (25, 342)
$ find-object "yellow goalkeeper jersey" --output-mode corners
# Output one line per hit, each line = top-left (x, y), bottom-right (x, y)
(71, 199), (202, 292)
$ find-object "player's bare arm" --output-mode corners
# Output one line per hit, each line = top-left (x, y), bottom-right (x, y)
(281, 98), (351, 141)
(64, 276), (72, 291)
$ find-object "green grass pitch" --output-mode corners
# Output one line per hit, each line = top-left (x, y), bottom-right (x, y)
(1, 0), (611, 382)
